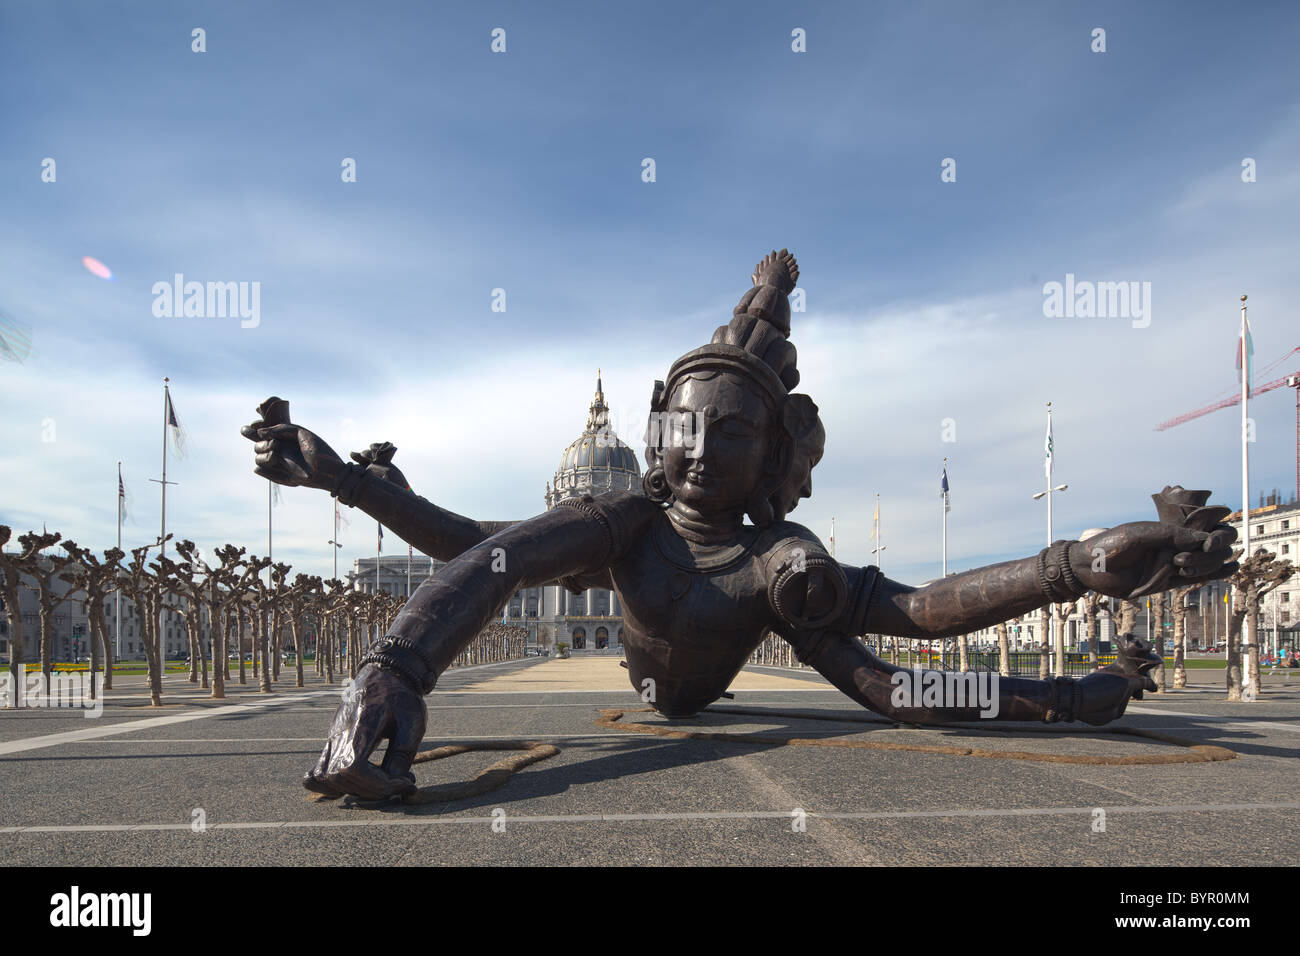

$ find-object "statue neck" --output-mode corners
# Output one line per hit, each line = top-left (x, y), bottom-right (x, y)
(667, 501), (744, 545)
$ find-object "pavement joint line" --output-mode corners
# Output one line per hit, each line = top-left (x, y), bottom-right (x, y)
(1125, 705), (1300, 733)
(4, 801), (1300, 834)
(0, 688), (345, 756)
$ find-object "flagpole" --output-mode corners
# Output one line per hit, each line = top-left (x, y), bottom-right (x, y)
(116, 461), (123, 661)
(941, 458), (948, 578)
(1241, 294), (1254, 699)
(158, 379), (169, 666)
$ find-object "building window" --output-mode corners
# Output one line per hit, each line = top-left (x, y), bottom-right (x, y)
(1256, 525), (1265, 535)
(1284, 544), (1291, 555)
(1283, 592), (1291, 603)
(1282, 520), (1290, 530)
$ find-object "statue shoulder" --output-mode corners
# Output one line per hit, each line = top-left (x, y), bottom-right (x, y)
(554, 491), (660, 563)
(756, 521), (848, 631)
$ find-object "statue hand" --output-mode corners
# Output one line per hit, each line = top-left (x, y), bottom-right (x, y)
(240, 399), (345, 491)
(1073, 635), (1160, 725)
(350, 442), (411, 492)
(304, 664), (427, 800)
(1069, 521), (1237, 600)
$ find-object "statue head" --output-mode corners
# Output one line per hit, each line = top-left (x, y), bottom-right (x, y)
(643, 249), (823, 528)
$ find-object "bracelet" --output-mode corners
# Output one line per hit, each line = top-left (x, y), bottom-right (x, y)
(1044, 676), (1079, 723)
(1036, 540), (1082, 603)
(360, 640), (434, 694)
(331, 462), (369, 508)
(1053, 540), (1084, 596)
(370, 636), (434, 672)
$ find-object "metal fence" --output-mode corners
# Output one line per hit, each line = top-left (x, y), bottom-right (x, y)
(749, 633), (1122, 678)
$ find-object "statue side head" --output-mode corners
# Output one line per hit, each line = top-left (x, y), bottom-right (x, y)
(643, 249), (824, 527)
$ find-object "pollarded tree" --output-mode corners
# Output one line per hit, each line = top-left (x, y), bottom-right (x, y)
(60, 544), (124, 699)
(115, 538), (171, 706)
(0, 526), (40, 706)
(18, 530), (84, 679)
(1170, 584), (1200, 690)
(1226, 548), (1295, 701)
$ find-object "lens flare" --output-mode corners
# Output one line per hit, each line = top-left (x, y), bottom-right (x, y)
(82, 256), (113, 280)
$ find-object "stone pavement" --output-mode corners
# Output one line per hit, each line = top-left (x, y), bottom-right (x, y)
(1, 657), (1297, 866)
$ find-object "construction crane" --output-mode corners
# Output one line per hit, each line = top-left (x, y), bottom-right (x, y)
(1155, 346), (1300, 499)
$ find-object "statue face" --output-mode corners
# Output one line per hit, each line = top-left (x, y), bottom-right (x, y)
(662, 372), (772, 515)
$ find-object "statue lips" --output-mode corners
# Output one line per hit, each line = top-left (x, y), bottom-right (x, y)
(685, 465), (712, 487)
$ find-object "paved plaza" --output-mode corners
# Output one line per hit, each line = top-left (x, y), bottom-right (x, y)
(1, 657), (1298, 866)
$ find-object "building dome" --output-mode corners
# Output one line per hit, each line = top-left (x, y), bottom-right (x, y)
(546, 371), (643, 509)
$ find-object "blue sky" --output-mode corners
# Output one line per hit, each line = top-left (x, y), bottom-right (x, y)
(2, 0), (1298, 585)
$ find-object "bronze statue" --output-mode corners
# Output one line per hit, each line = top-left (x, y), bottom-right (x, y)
(242, 249), (1238, 801)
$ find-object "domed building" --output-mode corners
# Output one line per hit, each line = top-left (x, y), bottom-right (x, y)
(505, 372), (644, 651)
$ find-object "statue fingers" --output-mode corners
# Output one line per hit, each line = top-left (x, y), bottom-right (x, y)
(303, 739), (346, 797)
(1203, 526), (1238, 552)
(240, 421), (267, 442)
(1174, 548), (1232, 577)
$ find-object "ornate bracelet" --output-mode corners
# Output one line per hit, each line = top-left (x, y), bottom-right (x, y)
(1037, 539), (1082, 603)
(1044, 675), (1079, 724)
(370, 636), (434, 671)
(331, 462), (370, 509)
(359, 642), (434, 694)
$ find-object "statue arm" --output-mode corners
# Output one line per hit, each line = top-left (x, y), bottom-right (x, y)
(833, 553), (1069, 640)
(370, 492), (657, 692)
(334, 463), (519, 562)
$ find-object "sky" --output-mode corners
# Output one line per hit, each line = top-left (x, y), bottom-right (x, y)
(2, 0), (1298, 587)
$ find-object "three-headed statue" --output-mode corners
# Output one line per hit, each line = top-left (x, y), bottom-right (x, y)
(243, 249), (1238, 800)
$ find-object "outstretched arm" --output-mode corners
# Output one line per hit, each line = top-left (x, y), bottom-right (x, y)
(240, 402), (517, 562)
(850, 520), (1236, 639)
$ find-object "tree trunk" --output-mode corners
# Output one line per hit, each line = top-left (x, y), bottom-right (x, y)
(187, 612), (200, 683)
(141, 593), (163, 707)
(259, 606), (272, 693)
(1226, 588), (1245, 701)
(323, 614), (335, 684)
(87, 599), (103, 700)
(958, 634), (969, 672)
(1173, 601), (1188, 689)
(996, 621), (1010, 676)
(1245, 603), (1261, 699)
(3, 583), (25, 707)
(293, 613), (306, 688)
(1150, 593), (1166, 692)
(1084, 601), (1099, 668)
(237, 605), (248, 685)
(197, 606), (210, 689)
(39, 604), (54, 679)
(271, 608), (282, 682)
(211, 606), (226, 699)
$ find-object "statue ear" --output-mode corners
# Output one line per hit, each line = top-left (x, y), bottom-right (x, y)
(782, 394), (820, 440)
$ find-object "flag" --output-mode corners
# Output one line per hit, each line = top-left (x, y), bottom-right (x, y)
(1044, 415), (1054, 480)
(377, 523), (383, 553)
(870, 498), (879, 541)
(1237, 318), (1254, 397)
(941, 465), (950, 514)
(165, 390), (188, 458)
(335, 499), (350, 531)
(118, 464), (128, 522)
(271, 482), (283, 506)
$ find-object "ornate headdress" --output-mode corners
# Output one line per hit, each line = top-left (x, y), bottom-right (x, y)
(644, 249), (822, 526)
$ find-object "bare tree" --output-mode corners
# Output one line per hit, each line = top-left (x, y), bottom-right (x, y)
(995, 620), (1011, 676)
(1226, 548), (1295, 700)
(1170, 585), (1199, 690)
(18, 530), (84, 679)
(0, 527), (39, 706)
(60, 544), (124, 699)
